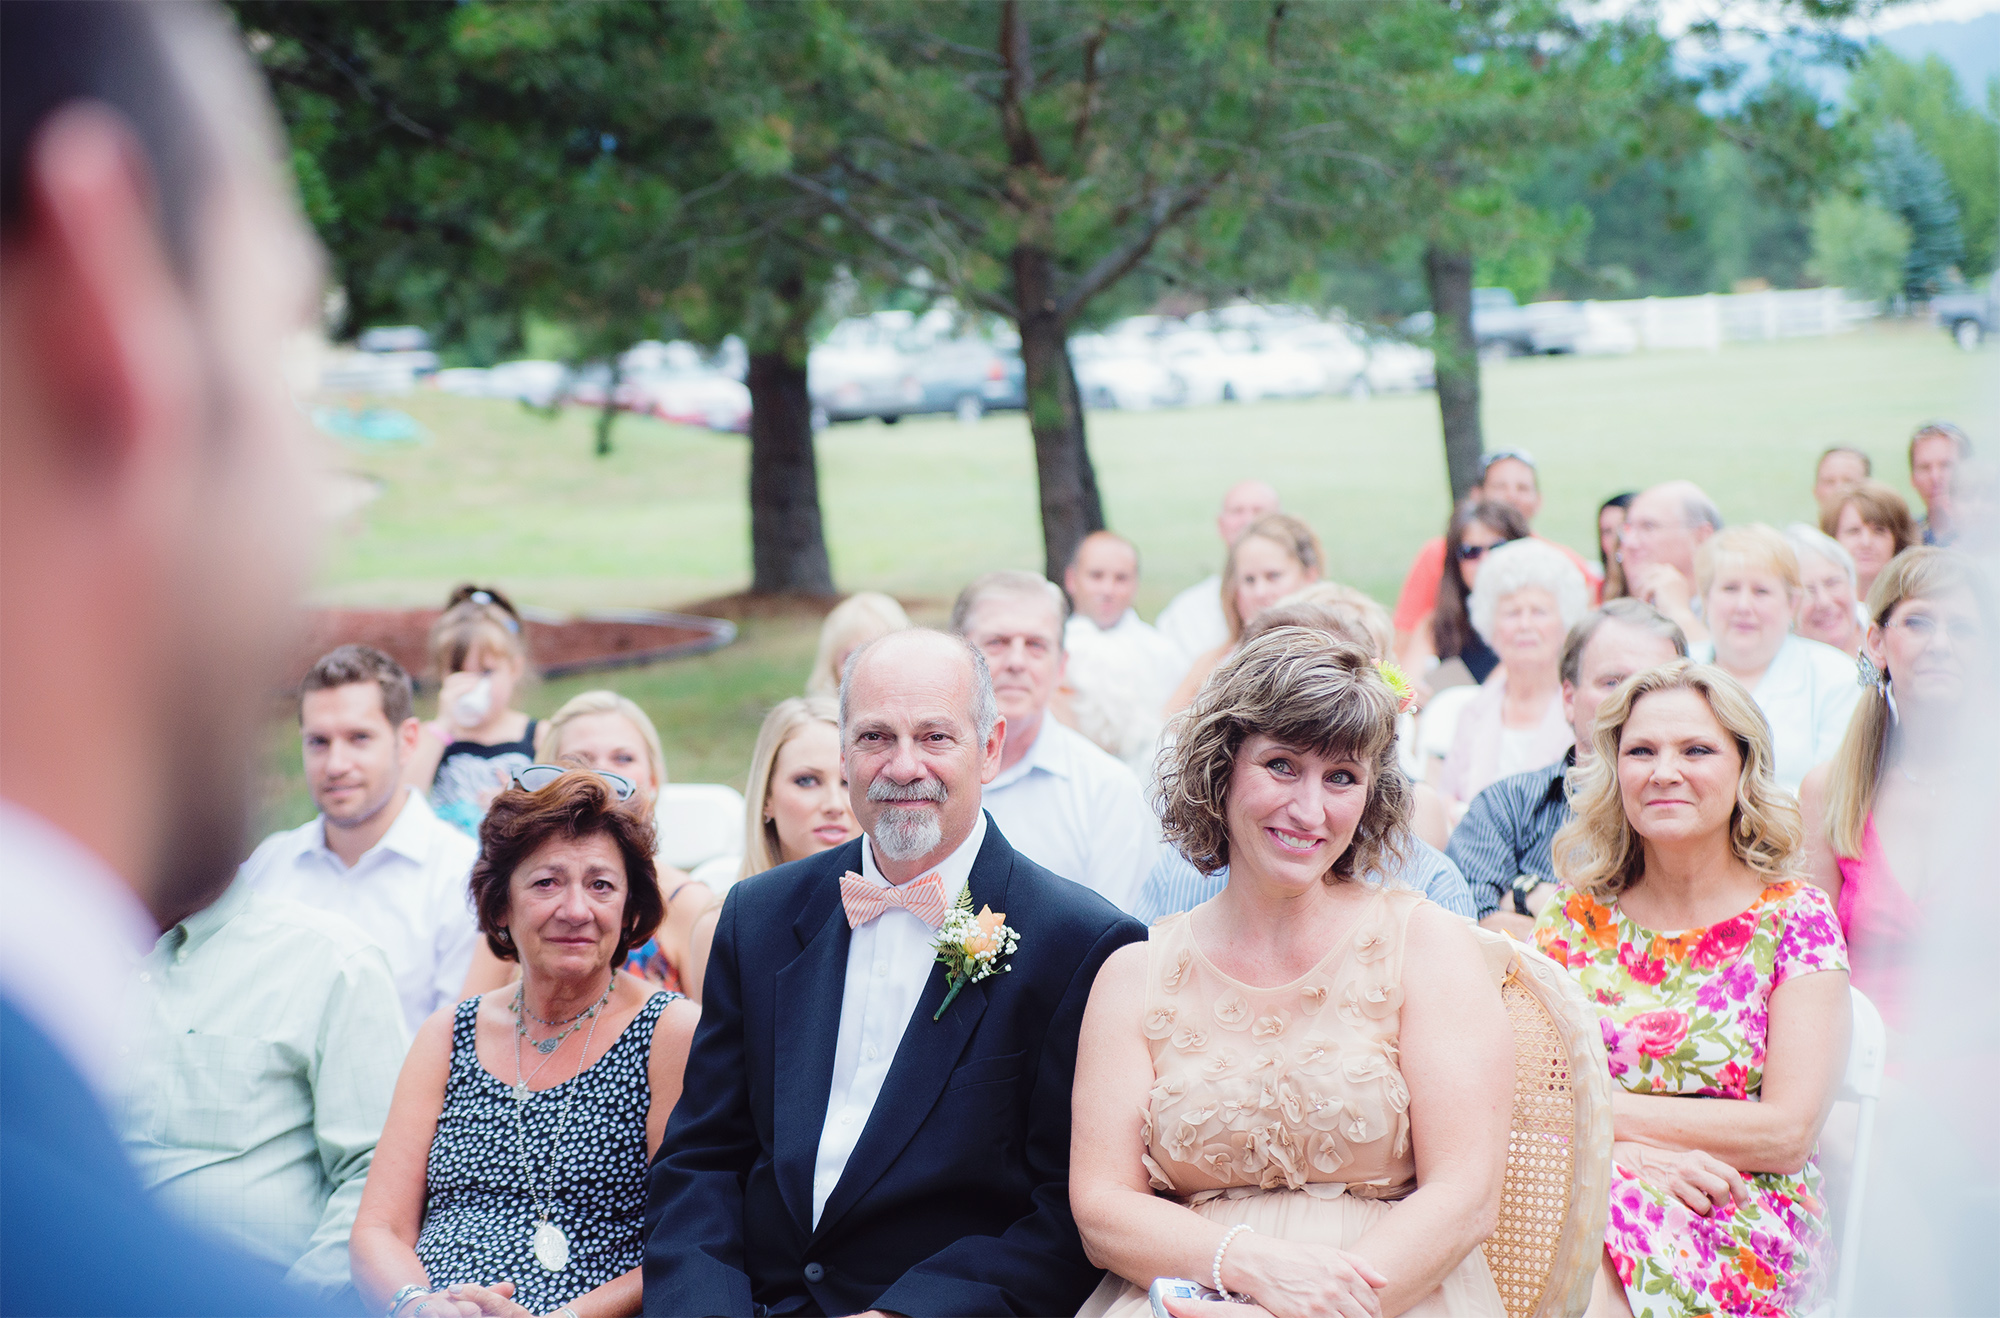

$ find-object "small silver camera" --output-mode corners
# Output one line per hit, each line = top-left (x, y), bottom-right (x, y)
(1148, 1277), (1224, 1318)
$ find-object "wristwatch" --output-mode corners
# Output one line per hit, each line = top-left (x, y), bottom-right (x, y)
(1510, 872), (1549, 916)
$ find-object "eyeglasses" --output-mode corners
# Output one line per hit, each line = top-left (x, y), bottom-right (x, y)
(510, 764), (637, 801)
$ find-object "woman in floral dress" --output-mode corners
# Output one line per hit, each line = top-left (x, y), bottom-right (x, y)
(1535, 660), (1850, 1318)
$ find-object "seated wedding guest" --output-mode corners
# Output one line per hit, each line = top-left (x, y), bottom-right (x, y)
(352, 770), (699, 1318)
(1449, 600), (1687, 938)
(1597, 492), (1635, 602)
(1619, 480), (1723, 643)
(955, 571), (1157, 912)
(119, 880), (406, 1296)
(705, 695), (859, 884)
(460, 691), (722, 1002)
(1812, 446), (1871, 520)
(1165, 512), (1326, 711)
(804, 592), (910, 698)
(1155, 479), (1281, 662)
(1437, 540), (1588, 815)
(1689, 526), (1860, 793)
(401, 585), (539, 836)
(1401, 499), (1530, 688)
(1800, 549), (1991, 1029)
(1535, 661), (1850, 1318)
(1395, 450), (1600, 660)
(1821, 480), (1916, 602)
(242, 646), (480, 1034)
(1908, 420), (1971, 546)
(644, 629), (1148, 1318)
(1062, 532), (1186, 769)
(1, 2), (346, 1309)
(1072, 630), (1512, 1318)
(1785, 524), (1864, 657)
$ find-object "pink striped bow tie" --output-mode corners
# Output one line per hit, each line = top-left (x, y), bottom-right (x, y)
(839, 870), (949, 929)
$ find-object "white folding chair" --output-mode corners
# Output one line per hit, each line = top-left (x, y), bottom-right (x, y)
(1811, 987), (1887, 1318)
(653, 782), (747, 873)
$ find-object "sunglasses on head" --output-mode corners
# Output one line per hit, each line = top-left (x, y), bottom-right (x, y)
(510, 764), (637, 801)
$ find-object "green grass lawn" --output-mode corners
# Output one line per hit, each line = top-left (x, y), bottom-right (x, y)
(262, 321), (1990, 834)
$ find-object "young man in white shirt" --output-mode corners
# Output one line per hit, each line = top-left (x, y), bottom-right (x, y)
(953, 571), (1158, 914)
(240, 646), (479, 1033)
(1059, 531), (1185, 770)
(1153, 479), (1280, 661)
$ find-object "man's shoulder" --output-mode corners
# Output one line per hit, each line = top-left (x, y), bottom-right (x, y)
(1041, 720), (1144, 793)
(237, 816), (321, 884)
(234, 892), (391, 964)
(723, 841), (859, 923)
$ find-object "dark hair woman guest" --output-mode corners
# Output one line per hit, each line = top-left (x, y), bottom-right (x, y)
(1413, 499), (1531, 687)
(353, 770), (699, 1318)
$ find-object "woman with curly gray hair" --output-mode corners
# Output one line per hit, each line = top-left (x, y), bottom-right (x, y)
(1070, 629), (1510, 1318)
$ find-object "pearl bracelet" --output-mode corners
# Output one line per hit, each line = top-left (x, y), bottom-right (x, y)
(1212, 1223), (1252, 1301)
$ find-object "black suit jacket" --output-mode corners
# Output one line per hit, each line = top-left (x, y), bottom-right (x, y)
(643, 815), (1147, 1317)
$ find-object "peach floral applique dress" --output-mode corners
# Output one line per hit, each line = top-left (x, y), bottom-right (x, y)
(1079, 888), (1504, 1318)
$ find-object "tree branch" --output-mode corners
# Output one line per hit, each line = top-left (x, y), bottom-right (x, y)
(782, 171), (1020, 320)
(1055, 168), (1232, 322)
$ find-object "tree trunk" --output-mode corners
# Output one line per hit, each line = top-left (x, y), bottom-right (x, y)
(593, 359), (622, 457)
(745, 274), (836, 596)
(1424, 244), (1485, 501)
(1013, 244), (1105, 581)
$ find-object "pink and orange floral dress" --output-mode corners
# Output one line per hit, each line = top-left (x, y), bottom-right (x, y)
(1534, 880), (1848, 1318)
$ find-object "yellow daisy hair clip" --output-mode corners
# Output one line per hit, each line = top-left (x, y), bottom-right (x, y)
(1375, 660), (1419, 714)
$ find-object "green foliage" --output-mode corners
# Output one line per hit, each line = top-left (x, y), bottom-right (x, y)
(1862, 122), (1965, 298)
(1808, 193), (1911, 301)
(1847, 45), (1998, 277)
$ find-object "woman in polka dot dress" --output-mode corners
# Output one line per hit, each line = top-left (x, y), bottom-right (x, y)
(353, 770), (700, 1318)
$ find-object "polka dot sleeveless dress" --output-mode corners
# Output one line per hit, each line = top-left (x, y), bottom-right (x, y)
(415, 991), (675, 1312)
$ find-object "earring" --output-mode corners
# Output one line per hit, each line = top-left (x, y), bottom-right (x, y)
(1855, 653), (1884, 689)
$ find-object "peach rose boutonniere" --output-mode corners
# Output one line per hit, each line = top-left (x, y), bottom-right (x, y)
(932, 888), (1020, 1020)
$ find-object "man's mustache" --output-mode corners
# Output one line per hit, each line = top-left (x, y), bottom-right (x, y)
(867, 776), (947, 804)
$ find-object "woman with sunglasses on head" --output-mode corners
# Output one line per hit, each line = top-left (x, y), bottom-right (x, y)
(353, 769), (700, 1318)
(1400, 500), (1531, 693)
(461, 693), (723, 1003)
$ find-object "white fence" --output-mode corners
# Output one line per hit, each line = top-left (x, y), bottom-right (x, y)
(1591, 287), (1875, 351)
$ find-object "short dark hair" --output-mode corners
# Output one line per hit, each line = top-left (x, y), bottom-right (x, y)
(1, 1), (211, 277)
(300, 645), (415, 728)
(1559, 599), (1689, 688)
(471, 770), (663, 967)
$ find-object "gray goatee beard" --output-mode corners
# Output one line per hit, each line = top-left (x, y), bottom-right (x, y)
(868, 776), (947, 862)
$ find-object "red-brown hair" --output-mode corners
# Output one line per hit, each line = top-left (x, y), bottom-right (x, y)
(471, 771), (662, 965)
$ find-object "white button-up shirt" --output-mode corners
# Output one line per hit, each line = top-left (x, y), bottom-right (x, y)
(810, 813), (986, 1226)
(983, 719), (1156, 914)
(1063, 610), (1186, 774)
(1691, 633), (1862, 793)
(1154, 573), (1228, 662)
(238, 788), (479, 1033)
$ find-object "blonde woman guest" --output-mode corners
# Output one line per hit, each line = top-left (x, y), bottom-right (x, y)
(352, 771), (699, 1318)
(804, 592), (909, 697)
(1821, 481), (1917, 602)
(1799, 550), (1992, 1029)
(461, 692), (722, 1002)
(1164, 513), (1325, 712)
(1784, 524), (1864, 658)
(1534, 662), (1849, 1318)
(403, 585), (539, 835)
(695, 696), (860, 885)
(1688, 526), (1859, 794)
(1073, 630), (1511, 1318)
(1436, 539), (1586, 815)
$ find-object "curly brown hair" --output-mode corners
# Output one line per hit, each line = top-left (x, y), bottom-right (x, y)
(1158, 629), (1411, 882)
(470, 770), (664, 965)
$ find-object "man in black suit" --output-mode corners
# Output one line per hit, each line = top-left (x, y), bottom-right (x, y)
(645, 629), (1148, 1317)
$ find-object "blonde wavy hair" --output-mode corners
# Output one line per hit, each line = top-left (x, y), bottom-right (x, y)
(806, 593), (910, 697)
(1219, 513), (1326, 641)
(1551, 659), (1801, 901)
(535, 690), (669, 800)
(739, 695), (842, 880)
(1158, 628), (1410, 882)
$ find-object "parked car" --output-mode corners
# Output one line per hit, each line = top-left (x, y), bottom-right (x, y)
(809, 312), (1023, 424)
(808, 314), (922, 423)
(1159, 326), (1324, 405)
(484, 360), (571, 407)
(1520, 301), (1639, 356)
(906, 335), (1024, 423)
(1071, 332), (1182, 410)
(1932, 272), (1996, 349)
(1471, 287), (1537, 357)
(619, 360), (751, 433)
(1269, 320), (1369, 395)
(1358, 333), (1436, 394)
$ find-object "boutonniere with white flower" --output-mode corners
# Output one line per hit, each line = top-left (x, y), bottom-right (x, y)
(931, 888), (1019, 1020)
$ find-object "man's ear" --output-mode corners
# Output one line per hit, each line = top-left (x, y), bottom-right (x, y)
(397, 716), (423, 764)
(1561, 680), (1576, 727)
(979, 714), (1007, 785)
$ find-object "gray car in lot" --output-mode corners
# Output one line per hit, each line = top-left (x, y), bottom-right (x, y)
(810, 313), (1024, 425)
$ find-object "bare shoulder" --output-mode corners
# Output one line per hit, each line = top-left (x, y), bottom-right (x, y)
(1798, 763), (1830, 815)
(1089, 938), (1151, 1005)
(1401, 903), (1492, 989)
(650, 991), (702, 1048)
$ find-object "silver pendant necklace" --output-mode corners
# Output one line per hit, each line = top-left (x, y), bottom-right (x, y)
(511, 970), (614, 1271)
(513, 976), (614, 1057)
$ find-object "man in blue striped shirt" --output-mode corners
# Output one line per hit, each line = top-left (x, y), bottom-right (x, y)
(1134, 835), (1477, 924)
(1449, 599), (1686, 937)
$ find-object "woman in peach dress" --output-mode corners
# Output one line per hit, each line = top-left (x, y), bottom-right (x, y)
(1072, 630), (1511, 1318)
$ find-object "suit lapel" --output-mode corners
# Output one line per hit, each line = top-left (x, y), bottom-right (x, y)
(813, 819), (1016, 1240)
(772, 841), (861, 1233)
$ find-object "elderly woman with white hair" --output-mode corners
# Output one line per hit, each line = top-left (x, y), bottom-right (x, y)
(1691, 525), (1861, 794)
(1785, 523), (1864, 658)
(1437, 538), (1588, 814)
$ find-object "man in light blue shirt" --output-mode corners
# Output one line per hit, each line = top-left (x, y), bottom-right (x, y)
(1134, 836), (1476, 925)
(117, 879), (407, 1295)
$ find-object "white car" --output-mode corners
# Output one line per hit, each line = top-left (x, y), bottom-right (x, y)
(620, 364), (750, 432)
(431, 367), (493, 397)
(1269, 321), (1369, 395)
(1358, 336), (1435, 394)
(1160, 327), (1325, 404)
(1071, 333), (1181, 410)
(484, 360), (571, 407)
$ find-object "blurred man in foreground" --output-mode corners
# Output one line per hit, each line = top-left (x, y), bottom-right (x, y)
(1153, 479), (1280, 659)
(1910, 421), (1971, 547)
(1059, 531), (1183, 772)
(0, 2), (331, 1312)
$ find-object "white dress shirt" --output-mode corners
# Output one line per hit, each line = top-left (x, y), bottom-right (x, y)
(983, 719), (1157, 913)
(811, 812), (987, 1226)
(238, 787), (479, 1033)
(1691, 633), (1862, 793)
(1154, 574), (1229, 662)
(1062, 610), (1185, 773)
(0, 799), (159, 1098)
